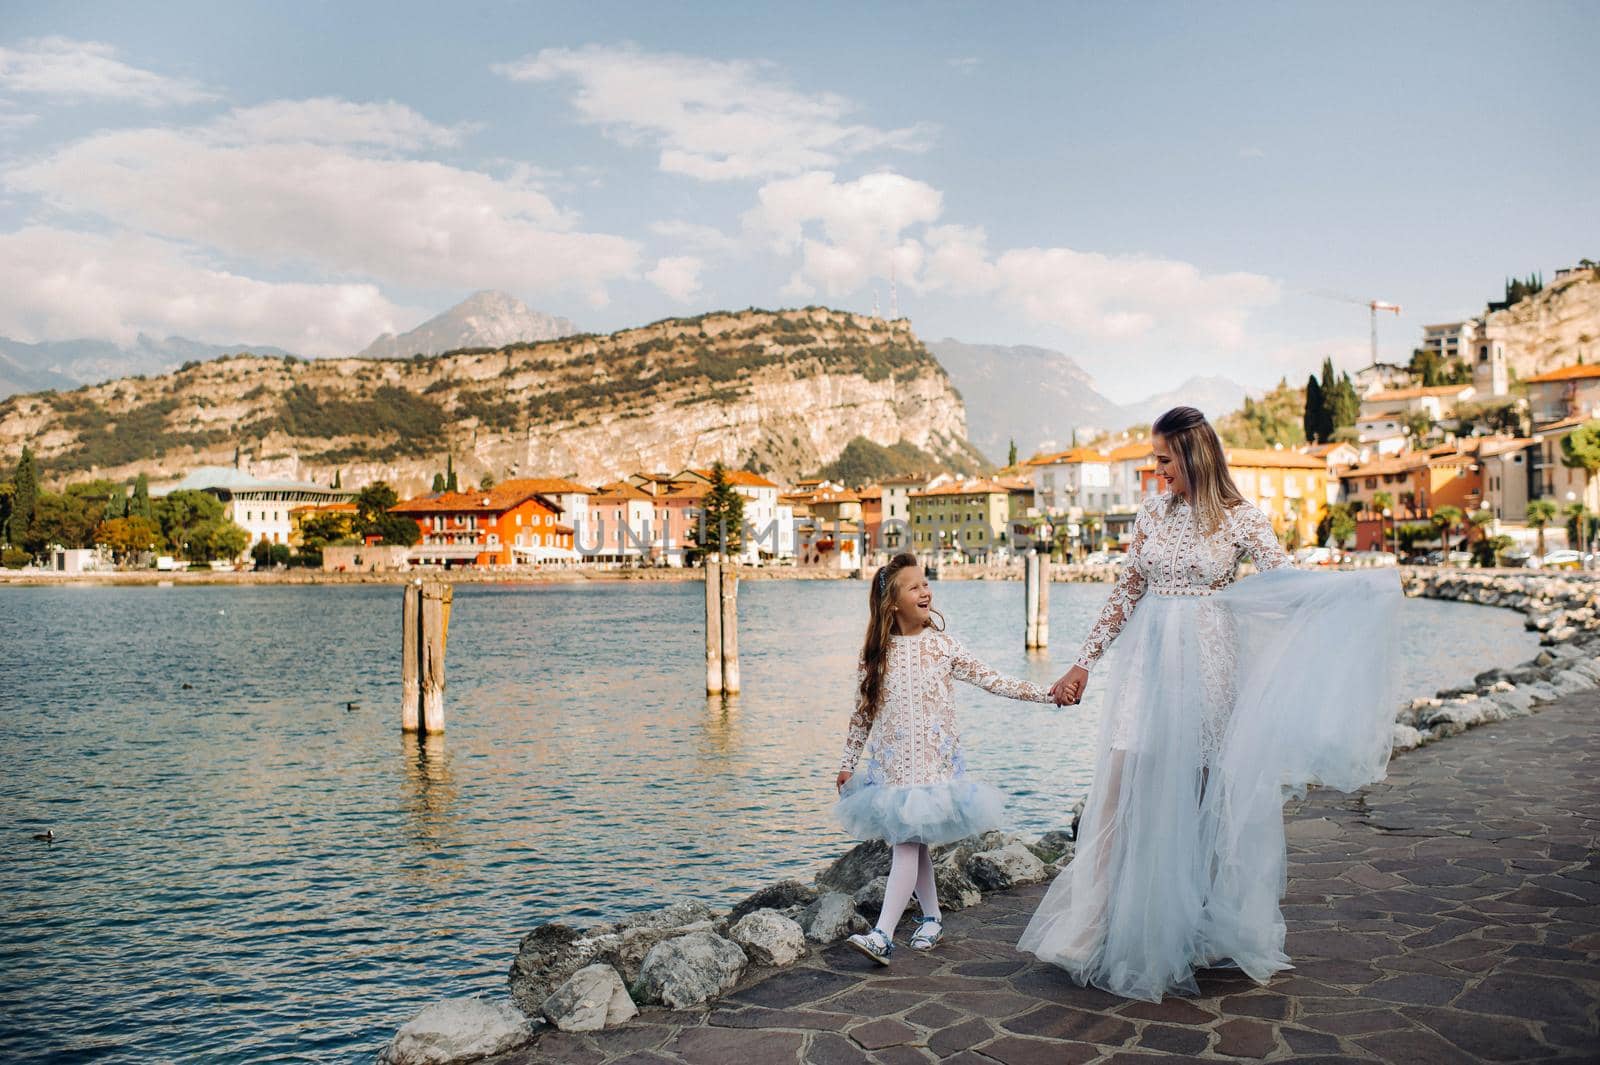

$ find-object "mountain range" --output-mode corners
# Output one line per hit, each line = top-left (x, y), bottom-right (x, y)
(357, 290), (577, 359)
(0, 334), (296, 398)
(926, 338), (1248, 462)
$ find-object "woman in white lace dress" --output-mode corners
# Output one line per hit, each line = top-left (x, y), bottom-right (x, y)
(835, 552), (1059, 964)
(1020, 406), (1402, 1001)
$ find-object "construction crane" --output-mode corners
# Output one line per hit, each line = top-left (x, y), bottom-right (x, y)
(1312, 291), (1402, 366)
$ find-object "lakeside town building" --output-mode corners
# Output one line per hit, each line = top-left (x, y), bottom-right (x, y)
(389, 479), (575, 567)
(153, 466), (355, 550)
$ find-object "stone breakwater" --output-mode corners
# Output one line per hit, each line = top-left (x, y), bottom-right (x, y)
(374, 568), (1600, 1065)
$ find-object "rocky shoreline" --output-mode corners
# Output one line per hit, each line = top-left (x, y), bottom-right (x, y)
(375, 566), (1600, 1065)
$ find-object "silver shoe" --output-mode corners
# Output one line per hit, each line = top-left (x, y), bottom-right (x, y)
(846, 927), (894, 965)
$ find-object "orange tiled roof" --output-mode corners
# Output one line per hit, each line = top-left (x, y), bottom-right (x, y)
(1524, 363), (1600, 384)
(1027, 446), (1108, 466)
(1364, 383), (1475, 402)
(1108, 440), (1153, 461)
(911, 478), (1012, 498)
(855, 484), (884, 500)
(391, 481), (563, 515)
(685, 467), (779, 488)
(507, 477), (595, 495)
(593, 481), (655, 501)
(809, 489), (861, 504)
(1223, 447), (1326, 471)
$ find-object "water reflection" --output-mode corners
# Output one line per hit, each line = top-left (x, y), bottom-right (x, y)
(400, 732), (458, 851)
(702, 693), (741, 757)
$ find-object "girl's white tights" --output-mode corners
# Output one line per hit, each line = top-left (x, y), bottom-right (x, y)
(874, 842), (941, 935)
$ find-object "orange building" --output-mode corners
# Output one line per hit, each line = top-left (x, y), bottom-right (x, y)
(390, 480), (573, 567)
(1138, 447), (1327, 547)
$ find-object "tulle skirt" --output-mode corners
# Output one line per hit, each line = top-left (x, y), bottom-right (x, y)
(1018, 567), (1402, 1001)
(835, 774), (1006, 846)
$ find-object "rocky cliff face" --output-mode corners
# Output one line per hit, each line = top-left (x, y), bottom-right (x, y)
(2, 308), (978, 494)
(1486, 267), (1600, 378)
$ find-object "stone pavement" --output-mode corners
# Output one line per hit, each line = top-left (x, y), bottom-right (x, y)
(492, 691), (1600, 1064)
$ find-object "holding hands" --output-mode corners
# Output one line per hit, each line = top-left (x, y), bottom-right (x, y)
(1051, 665), (1089, 706)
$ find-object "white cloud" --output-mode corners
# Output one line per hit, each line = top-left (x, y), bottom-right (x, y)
(0, 227), (419, 356)
(495, 44), (933, 181)
(1240, 146), (1265, 159)
(0, 37), (215, 106)
(649, 219), (738, 254)
(645, 255), (704, 302)
(4, 100), (641, 299)
(744, 170), (942, 296)
(948, 57), (981, 71)
(918, 225), (1280, 346)
(212, 98), (468, 149)
(0, 101), (37, 134)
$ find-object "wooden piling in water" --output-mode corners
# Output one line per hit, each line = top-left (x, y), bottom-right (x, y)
(705, 557), (723, 694)
(401, 582), (421, 731)
(720, 563), (741, 694)
(420, 582), (451, 733)
(1025, 550), (1039, 648)
(1035, 551), (1050, 648)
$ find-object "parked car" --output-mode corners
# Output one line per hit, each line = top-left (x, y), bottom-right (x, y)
(1081, 550), (1112, 565)
(1498, 550), (1535, 568)
(1445, 550), (1473, 566)
(1293, 546), (1335, 566)
(1347, 550), (1398, 567)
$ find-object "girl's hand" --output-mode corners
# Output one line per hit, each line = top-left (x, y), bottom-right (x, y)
(835, 771), (852, 793)
(1051, 666), (1089, 706)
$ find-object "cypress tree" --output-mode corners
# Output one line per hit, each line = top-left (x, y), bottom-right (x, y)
(445, 455), (458, 492)
(431, 472), (446, 493)
(1008, 439), (1018, 467)
(129, 472), (152, 521)
(8, 446), (38, 548)
(1303, 374), (1325, 443)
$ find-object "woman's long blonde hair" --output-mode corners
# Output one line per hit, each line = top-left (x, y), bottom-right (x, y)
(854, 552), (944, 730)
(1153, 406), (1245, 533)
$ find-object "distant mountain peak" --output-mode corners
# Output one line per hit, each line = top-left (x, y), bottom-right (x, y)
(358, 290), (577, 359)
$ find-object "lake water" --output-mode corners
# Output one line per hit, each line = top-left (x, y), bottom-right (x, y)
(0, 578), (1539, 1063)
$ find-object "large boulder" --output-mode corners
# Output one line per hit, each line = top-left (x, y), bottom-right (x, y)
(508, 900), (718, 1014)
(378, 996), (532, 1065)
(1032, 830), (1075, 863)
(800, 891), (868, 943)
(933, 852), (983, 910)
(816, 840), (891, 895)
(727, 909), (807, 967)
(1391, 724), (1425, 753)
(727, 879), (817, 924)
(967, 843), (1049, 892)
(540, 964), (637, 1033)
(633, 931), (747, 1009)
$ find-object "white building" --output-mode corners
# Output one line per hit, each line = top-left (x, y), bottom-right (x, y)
(153, 466), (354, 556)
(678, 468), (783, 564)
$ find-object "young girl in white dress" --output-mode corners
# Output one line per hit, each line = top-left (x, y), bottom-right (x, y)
(1021, 405), (1402, 1001)
(835, 551), (1061, 964)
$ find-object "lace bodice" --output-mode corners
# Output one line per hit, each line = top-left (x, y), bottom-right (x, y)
(1075, 494), (1291, 671)
(839, 629), (1054, 784)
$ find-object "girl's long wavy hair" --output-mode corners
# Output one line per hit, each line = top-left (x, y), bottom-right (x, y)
(854, 552), (944, 730)
(1153, 405), (1245, 533)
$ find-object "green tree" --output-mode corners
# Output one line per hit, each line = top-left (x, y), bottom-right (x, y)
(353, 482), (400, 535)
(1559, 420), (1600, 477)
(1216, 379), (1306, 449)
(1302, 374), (1325, 443)
(332, 469), (342, 489)
(1317, 501), (1357, 548)
(153, 489), (226, 557)
(1473, 533), (1514, 568)
(479, 472), (496, 490)
(1467, 508), (1496, 547)
(1327, 369), (1361, 433)
(7, 446), (39, 549)
(188, 519), (251, 562)
(1007, 439), (1018, 467)
(374, 513), (421, 546)
(128, 472), (153, 521)
(695, 462), (746, 559)
(96, 515), (160, 561)
(432, 472), (446, 493)
(297, 510), (354, 548)
(1404, 410), (1435, 445)
(445, 454), (458, 492)
(1433, 504), (1465, 555)
(1564, 501), (1592, 556)
(1526, 498), (1558, 559)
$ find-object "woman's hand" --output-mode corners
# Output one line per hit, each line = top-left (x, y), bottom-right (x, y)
(835, 771), (853, 793)
(1051, 666), (1089, 706)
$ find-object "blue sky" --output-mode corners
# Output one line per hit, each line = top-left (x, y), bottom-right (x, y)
(0, 1), (1593, 400)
